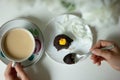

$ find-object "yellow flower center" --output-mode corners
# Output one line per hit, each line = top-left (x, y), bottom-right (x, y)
(59, 38), (66, 45)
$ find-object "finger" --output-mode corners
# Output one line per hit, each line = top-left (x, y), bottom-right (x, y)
(91, 54), (98, 61)
(15, 63), (28, 79)
(98, 40), (119, 53)
(94, 56), (101, 64)
(4, 62), (12, 76)
(91, 54), (99, 64)
(92, 49), (113, 60)
(110, 65), (120, 71)
(96, 56), (104, 66)
(100, 40), (114, 47)
(93, 57), (101, 66)
(90, 41), (101, 50)
(111, 44), (120, 54)
(90, 54), (95, 59)
(90, 54), (96, 61)
(91, 40), (114, 50)
(96, 61), (101, 66)
(91, 54), (104, 66)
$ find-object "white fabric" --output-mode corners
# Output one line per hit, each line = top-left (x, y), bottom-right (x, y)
(0, 0), (120, 80)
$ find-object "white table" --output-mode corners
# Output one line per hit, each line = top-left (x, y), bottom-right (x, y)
(0, 0), (120, 80)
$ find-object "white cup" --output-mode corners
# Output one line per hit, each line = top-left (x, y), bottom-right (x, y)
(1, 28), (35, 67)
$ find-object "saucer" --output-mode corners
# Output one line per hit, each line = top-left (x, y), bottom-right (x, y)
(0, 19), (44, 67)
(44, 14), (93, 64)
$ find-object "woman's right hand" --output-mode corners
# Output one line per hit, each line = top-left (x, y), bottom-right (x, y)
(90, 40), (120, 71)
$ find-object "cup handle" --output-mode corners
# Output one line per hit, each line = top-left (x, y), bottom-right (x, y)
(12, 61), (16, 67)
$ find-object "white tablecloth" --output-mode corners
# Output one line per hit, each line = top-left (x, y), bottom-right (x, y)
(0, 0), (120, 80)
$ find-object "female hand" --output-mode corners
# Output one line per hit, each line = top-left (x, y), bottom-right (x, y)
(91, 40), (120, 71)
(4, 62), (30, 80)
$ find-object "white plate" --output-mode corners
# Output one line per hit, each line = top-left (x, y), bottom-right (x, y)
(0, 19), (44, 67)
(44, 14), (93, 64)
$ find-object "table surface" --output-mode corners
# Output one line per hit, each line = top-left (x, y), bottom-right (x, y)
(0, 0), (120, 80)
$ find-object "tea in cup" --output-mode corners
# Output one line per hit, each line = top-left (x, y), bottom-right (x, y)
(1, 28), (35, 66)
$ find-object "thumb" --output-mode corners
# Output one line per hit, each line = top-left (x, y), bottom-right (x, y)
(92, 49), (112, 60)
(15, 63), (28, 79)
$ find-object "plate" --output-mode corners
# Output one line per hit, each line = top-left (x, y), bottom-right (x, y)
(0, 19), (44, 67)
(44, 14), (93, 64)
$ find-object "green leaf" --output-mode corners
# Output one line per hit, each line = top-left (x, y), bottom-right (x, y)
(34, 29), (39, 36)
(61, 0), (75, 11)
(28, 54), (34, 61)
(0, 52), (5, 58)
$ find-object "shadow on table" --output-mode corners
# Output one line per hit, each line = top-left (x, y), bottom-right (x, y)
(107, 32), (120, 45)
(19, 15), (55, 48)
(88, 25), (97, 45)
(18, 16), (51, 80)
(26, 54), (51, 80)
(18, 15), (50, 32)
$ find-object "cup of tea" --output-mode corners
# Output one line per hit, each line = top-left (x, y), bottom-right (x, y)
(1, 28), (35, 67)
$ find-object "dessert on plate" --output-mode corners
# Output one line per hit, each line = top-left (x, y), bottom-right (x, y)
(54, 34), (73, 51)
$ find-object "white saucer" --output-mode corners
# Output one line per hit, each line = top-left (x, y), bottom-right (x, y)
(44, 14), (93, 64)
(0, 19), (44, 67)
